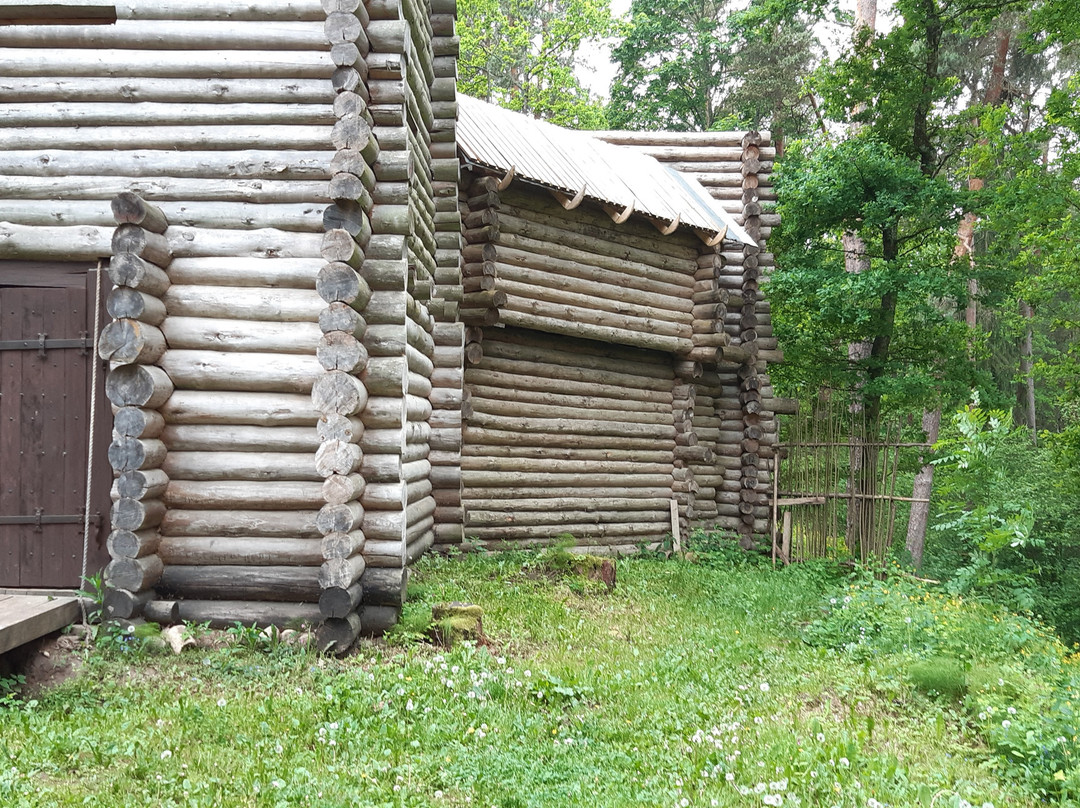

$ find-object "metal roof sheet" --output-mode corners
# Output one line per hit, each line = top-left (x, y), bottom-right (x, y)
(456, 95), (756, 247)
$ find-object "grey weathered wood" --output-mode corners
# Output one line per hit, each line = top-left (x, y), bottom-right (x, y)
(320, 529), (365, 559)
(160, 390), (319, 426)
(109, 253), (170, 296)
(315, 501), (364, 535)
(318, 554), (366, 589)
(162, 317), (322, 354)
(322, 472), (365, 505)
(108, 436), (167, 472)
(157, 566), (321, 602)
(360, 567), (407, 607)
(107, 287), (167, 326)
(102, 588), (153, 621)
(317, 331), (369, 373)
(106, 529), (160, 560)
(98, 319), (167, 365)
(0, 595), (81, 655)
(112, 222), (172, 267)
(105, 363), (174, 409)
(111, 497), (166, 532)
(317, 612), (362, 653)
(173, 599), (321, 629)
(164, 480), (325, 510)
(105, 555), (164, 592)
(159, 350), (322, 393)
(317, 261), (373, 309)
(319, 581), (362, 619)
(157, 536), (323, 566)
(162, 452), (321, 482)
(311, 370), (369, 415)
(314, 439), (362, 477)
(111, 191), (168, 233)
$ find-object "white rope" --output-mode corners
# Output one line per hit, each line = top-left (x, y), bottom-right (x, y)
(80, 260), (104, 625)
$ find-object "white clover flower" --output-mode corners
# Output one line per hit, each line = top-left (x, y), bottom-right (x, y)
(839, 758), (850, 768)
(1002, 720), (1011, 729)
(275, 744), (283, 754)
(726, 773), (736, 782)
(406, 699), (415, 711)
(770, 779), (788, 791)
(217, 698), (227, 708)
(755, 782), (768, 793)
(160, 750), (172, 760)
(1007, 707), (1016, 715)
(816, 733), (825, 743)
(764, 795), (783, 807)
(760, 682), (770, 692)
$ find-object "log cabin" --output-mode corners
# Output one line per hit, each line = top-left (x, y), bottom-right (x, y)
(0, 0), (786, 647)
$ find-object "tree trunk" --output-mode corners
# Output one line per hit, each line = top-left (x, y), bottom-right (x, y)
(905, 407), (941, 568)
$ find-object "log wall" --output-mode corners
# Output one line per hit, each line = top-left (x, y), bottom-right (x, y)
(461, 327), (676, 553)
(0, 0), (454, 641)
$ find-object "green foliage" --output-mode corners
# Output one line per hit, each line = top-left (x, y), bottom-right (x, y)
(802, 565), (1080, 800)
(457, 0), (616, 128)
(608, 0), (818, 135)
(76, 572), (105, 624)
(0, 555), (1048, 807)
(768, 137), (974, 405)
(908, 656), (967, 698)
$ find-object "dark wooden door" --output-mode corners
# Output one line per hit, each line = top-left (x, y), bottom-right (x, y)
(0, 264), (111, 588)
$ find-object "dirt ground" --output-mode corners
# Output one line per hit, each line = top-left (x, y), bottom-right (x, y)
(0, 628), (89, 698)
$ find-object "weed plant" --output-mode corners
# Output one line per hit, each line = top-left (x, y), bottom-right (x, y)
(0, 553), (1064, 807)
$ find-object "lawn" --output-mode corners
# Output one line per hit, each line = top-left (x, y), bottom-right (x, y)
(1, 548), (1076, 807)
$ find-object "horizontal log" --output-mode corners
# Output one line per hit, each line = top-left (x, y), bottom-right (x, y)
(463, 426), (671, 452)
(165, 480), (325, 510)
(157, 565), (321, 602)
(159, 350), (322, 393)
(162, 317), (322, 354)
(161, 390), (319, 426)
(0, 47), (334, 78)
(316, 413), (365, 443)
(109, 253), (169, 296)
(465, 509), (666, 528)
(162, 285), (323, 321)
(461, 457), (673, 475)
(466, 411), (675, 440)
(496, 307), (690, 354)
(174, 600), (322, 629)
(163, 256), (321, 289)
(157, 536), (323, 566)
(0, 123), (332, 151)
(161, 509), (320, 538)
(360, 394), (431, 429)
(462, 522), (667, 541)
(311, 370), (369, 416)
(161, 424), (320, 452)
(462, 471), (674, 488)
(162, 451), (320, 482)
(361, 567), (407, 607)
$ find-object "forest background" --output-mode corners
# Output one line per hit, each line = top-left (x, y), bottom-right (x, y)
(453, 0), (1080, 641)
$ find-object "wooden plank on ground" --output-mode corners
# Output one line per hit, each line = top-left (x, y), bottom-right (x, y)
(0, 594), (80, 655)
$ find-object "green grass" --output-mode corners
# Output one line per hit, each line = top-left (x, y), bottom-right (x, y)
(0, 551), (1075, 807)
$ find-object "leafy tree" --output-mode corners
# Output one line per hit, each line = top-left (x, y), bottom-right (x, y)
(456, 0), (617, 128)
(607, 0), (819, 137)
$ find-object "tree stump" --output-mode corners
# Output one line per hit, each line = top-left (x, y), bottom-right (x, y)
(430, 602), (485, 648)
